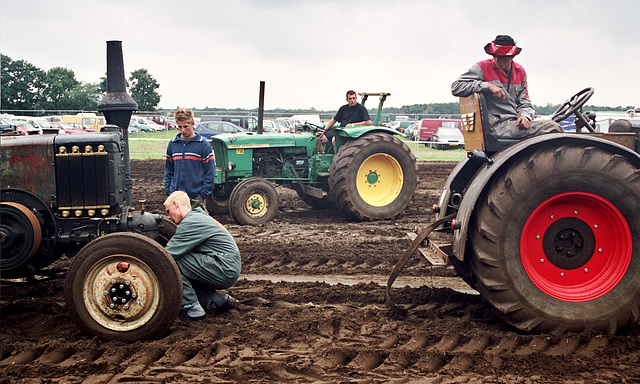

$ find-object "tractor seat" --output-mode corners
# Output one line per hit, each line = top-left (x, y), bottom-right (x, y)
(459, 92), (531, 153)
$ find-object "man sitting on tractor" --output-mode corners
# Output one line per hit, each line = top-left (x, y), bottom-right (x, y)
(317, 90), (372, 153)
(451, 35), (562, 139)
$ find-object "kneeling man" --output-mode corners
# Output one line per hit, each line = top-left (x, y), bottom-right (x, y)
(164, 191), (241, 319)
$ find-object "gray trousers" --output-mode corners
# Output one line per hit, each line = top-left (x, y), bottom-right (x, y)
(493, 119), (563, 139)
(175, 252), (240, 309)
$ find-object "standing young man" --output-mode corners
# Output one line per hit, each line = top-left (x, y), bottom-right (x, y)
(316, 90), (372, 153)
(164, 108), (215, 212)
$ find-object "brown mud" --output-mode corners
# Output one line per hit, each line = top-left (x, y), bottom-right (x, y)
(1, 159), (639, 383)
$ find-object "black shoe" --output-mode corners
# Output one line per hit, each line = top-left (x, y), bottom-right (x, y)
(217, 295), (237, 312)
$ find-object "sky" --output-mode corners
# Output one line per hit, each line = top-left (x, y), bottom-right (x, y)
(1, 0), (638, 112)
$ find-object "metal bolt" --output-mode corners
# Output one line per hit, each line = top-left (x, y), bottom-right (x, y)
(103, 291), (108, 296)
(560, 273), (565, 277)
(125, 281), (130, 285)
(594, 224), (599, 229)
(584, 268), (589, 273)
(121, 299), (126, 303)
(132, 294), (137, 299)
(119, 284), (124, 289)
(536, 235), (541, 239)
(550, 215), (555, 219)
(111, 279), (116, 284)
(598, 248), (603, 253)
(540, 259), (544, 263)
(112, 297), (118, 302)
(126, 291), (130, 296)
(574, 210), (579, 215)
(111, 288), (116, 292)
(124, 305), (129, 310)
(109, 303), (115, 309)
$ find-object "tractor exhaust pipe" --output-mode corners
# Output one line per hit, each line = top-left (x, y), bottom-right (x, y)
(97, 40), (138, 206)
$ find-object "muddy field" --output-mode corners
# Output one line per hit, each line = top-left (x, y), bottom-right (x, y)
(1, 159), (639, 383)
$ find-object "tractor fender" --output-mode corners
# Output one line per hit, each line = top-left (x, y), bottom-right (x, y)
(334, 126), (404, 149)
(450, 133), (640, 261)
(335, 126), (401, 139)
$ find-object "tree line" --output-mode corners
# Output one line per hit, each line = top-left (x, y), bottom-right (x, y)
(1, 54), (161, 112)
(1, 54), (633, 117)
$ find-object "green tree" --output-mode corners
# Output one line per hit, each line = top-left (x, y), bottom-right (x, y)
(43, 67), (80, 109)
(129, 69), (160, 111)
(67, 81), (102, 111)
(1, 54), (47, 110)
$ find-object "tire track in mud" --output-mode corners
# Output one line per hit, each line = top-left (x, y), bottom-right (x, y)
(2, 280), (639, 383)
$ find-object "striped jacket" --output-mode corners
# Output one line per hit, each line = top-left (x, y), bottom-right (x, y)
(164, 133), (215, 199)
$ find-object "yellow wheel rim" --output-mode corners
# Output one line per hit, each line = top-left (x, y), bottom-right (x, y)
(245, 192), (269, 218)
(356, 153), (404, 206)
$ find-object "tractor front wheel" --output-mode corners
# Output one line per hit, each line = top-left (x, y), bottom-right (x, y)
(470, 145), (640, 333)
(229, 177), (279, 225)
(64, 232), (182, 341)
(329, 133), (417, 221)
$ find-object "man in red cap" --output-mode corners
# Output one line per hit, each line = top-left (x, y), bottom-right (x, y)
(452, 35), (562, 138)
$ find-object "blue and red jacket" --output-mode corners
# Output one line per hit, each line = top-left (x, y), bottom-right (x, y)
(164, 133), (215, 199)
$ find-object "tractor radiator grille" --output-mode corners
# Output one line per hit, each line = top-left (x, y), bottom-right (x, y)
(55, 144), (110, 217)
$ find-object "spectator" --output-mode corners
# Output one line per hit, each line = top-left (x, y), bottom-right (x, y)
(164, 108), (215, 212)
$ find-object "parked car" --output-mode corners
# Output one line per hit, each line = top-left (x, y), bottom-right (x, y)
(417, 118), (462, 142)
(389, 120), (415, 134)
(136, 114), (174, 129)
(262, 120), (289, 133)
(51, 122), (97, 133)
(1, 118), (17, 134)
(428, 126), (464, 149)
(9, 118), (40, 135)
(404, 122), (418, 141)
(195, 121), (246, 139)
(130, 116), (163, 132)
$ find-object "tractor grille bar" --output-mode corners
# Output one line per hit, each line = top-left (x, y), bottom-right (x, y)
(55, 145), (110, 217)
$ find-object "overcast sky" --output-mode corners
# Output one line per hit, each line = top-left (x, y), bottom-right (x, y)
(1, 0), (638, 112)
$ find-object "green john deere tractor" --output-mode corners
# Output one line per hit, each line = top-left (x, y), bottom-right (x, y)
(206, 93), (418, 225)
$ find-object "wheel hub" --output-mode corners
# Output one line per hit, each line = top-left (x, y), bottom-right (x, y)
(108, 281), (134, 305)
(542, 217), (595, 270)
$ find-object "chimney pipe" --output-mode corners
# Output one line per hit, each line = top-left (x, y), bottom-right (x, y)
(97, 41), (138, 206)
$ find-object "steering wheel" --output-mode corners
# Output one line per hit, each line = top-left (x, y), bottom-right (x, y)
(303, 122), (323, 132)
(550, 87), (595, 132)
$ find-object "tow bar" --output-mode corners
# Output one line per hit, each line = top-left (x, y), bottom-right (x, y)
(385, 213), (455, 315)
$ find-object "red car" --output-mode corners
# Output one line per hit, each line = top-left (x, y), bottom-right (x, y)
(51, 122), (98, 133)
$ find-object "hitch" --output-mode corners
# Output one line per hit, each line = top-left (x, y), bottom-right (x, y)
(385, 213), (455, 315)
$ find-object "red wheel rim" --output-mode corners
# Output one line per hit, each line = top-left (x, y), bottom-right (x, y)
(521, 192), (631, 302)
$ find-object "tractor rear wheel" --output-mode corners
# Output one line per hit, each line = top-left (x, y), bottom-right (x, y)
(0, 202), (42, 277)
(329, 132), (417, 221)
(229, 177), (279, 225)
(206, 193), (230, 216)
(470, 145), (640, 333)
(65, 232), (182, 341)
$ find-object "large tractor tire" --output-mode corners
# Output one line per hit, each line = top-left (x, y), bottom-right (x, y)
(0, 202), (42, 277)
(470, 144), (640, 333)
(206, 190), (231, 217)
(329, 132), (417, 221)
(229, 177), (279, 225)
(65, 232), (183, 341)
